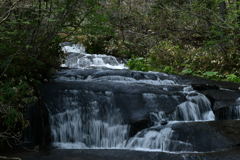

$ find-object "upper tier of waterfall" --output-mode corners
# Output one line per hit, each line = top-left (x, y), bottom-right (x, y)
(61, 43), (127, 69)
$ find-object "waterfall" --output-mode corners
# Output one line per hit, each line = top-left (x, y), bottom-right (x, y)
(125, 127), (175, 150)
(173, 91), (215, 121)
(49, 89), (129, 149)
(43, 43), (240, 152)
(231, 105), (240, 119)
(50, 104), (129, 149)
(228, 97), (240, 119)
(61, 43), (127, 69)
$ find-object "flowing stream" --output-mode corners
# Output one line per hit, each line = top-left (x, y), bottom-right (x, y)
(43, 43), (240, 153)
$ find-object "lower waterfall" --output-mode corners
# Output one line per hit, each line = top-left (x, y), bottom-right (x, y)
(50, 103), (129, 149)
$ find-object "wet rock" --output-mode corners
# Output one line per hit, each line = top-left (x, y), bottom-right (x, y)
(190, 82), (240, 120)
(179, 74), (240, 91)
(36, 67), (240, 151)
(202, 89), (239, 109)
(17, 148), (240, 160)
(192, 84), (219, 91)
(41, 77), (187, 121)
(129, 119), (151, 137)
(160, 120), (168, 125)
(127, 120), (240, 152)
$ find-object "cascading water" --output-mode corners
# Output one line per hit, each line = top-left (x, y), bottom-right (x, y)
(61, 43), (126, 69)
(229, 98), (240, 119)
(44, 43), (240, 153)
(48, 88), (129, 149)
(125, 127), (175, 150)
(174, 90), (215, 121)
(51, 107), (129, 149)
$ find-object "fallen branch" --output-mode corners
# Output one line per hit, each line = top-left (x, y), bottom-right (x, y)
(0, 156), (21, 160)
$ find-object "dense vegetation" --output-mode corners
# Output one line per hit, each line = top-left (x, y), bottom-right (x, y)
(0, 0), (240, 150)
(0, 0), (96, 149)
(74, 0), (240, 81)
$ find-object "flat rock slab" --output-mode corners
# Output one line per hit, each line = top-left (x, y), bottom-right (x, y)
(15, 148), (240, 160)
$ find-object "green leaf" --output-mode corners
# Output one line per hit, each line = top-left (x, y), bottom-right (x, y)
(181, 68), (193, 75)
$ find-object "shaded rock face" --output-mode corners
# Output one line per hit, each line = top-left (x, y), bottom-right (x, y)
(41, 79), (186, 123)
(192, 84), (240, 120)
(31, 44), (240, 157)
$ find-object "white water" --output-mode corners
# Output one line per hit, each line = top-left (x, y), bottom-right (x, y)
(232, 105), (240, 119)
(125, 127), (175, 150)
(61, 44), (127, 69)
(144, 87), (215, 123)
(174, 90), (215, 121)
(229, 97), (240, 119)
(50, 106), (129, 149)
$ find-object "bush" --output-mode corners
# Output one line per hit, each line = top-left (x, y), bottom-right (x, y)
(226, 74), (240, 83)
(127, 58), (151, 71)
(148, 41), (184, 70)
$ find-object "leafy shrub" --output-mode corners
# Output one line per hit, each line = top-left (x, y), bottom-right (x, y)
(2, 108), (27, 131)
(202, 71), (224, 80)
(162, 66), (175, 73)
(181, 68), (194, 75)
(148, 41), (183, 69)
(226, 74), (240, 82)
(127, 58), (151, 71)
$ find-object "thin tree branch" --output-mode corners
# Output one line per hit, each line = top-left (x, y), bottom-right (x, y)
(0, 0), (22, 25)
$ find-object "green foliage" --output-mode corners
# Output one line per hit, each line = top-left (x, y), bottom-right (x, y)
(162, 66), (175, 73)
(202, 72), (221, 79)
(203, 72), (218, 77)
(181, 69), (194, 75)
(127, 57), (240, 83)
(148, 41), (183, 70)
(150, 0), (240, 74)
(127, 58), (151, 71)
(3, 108), (26, 131)
(226, 74), (240, 82)
(0, 79), (37, 105)
(82, 0), (240, 83)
